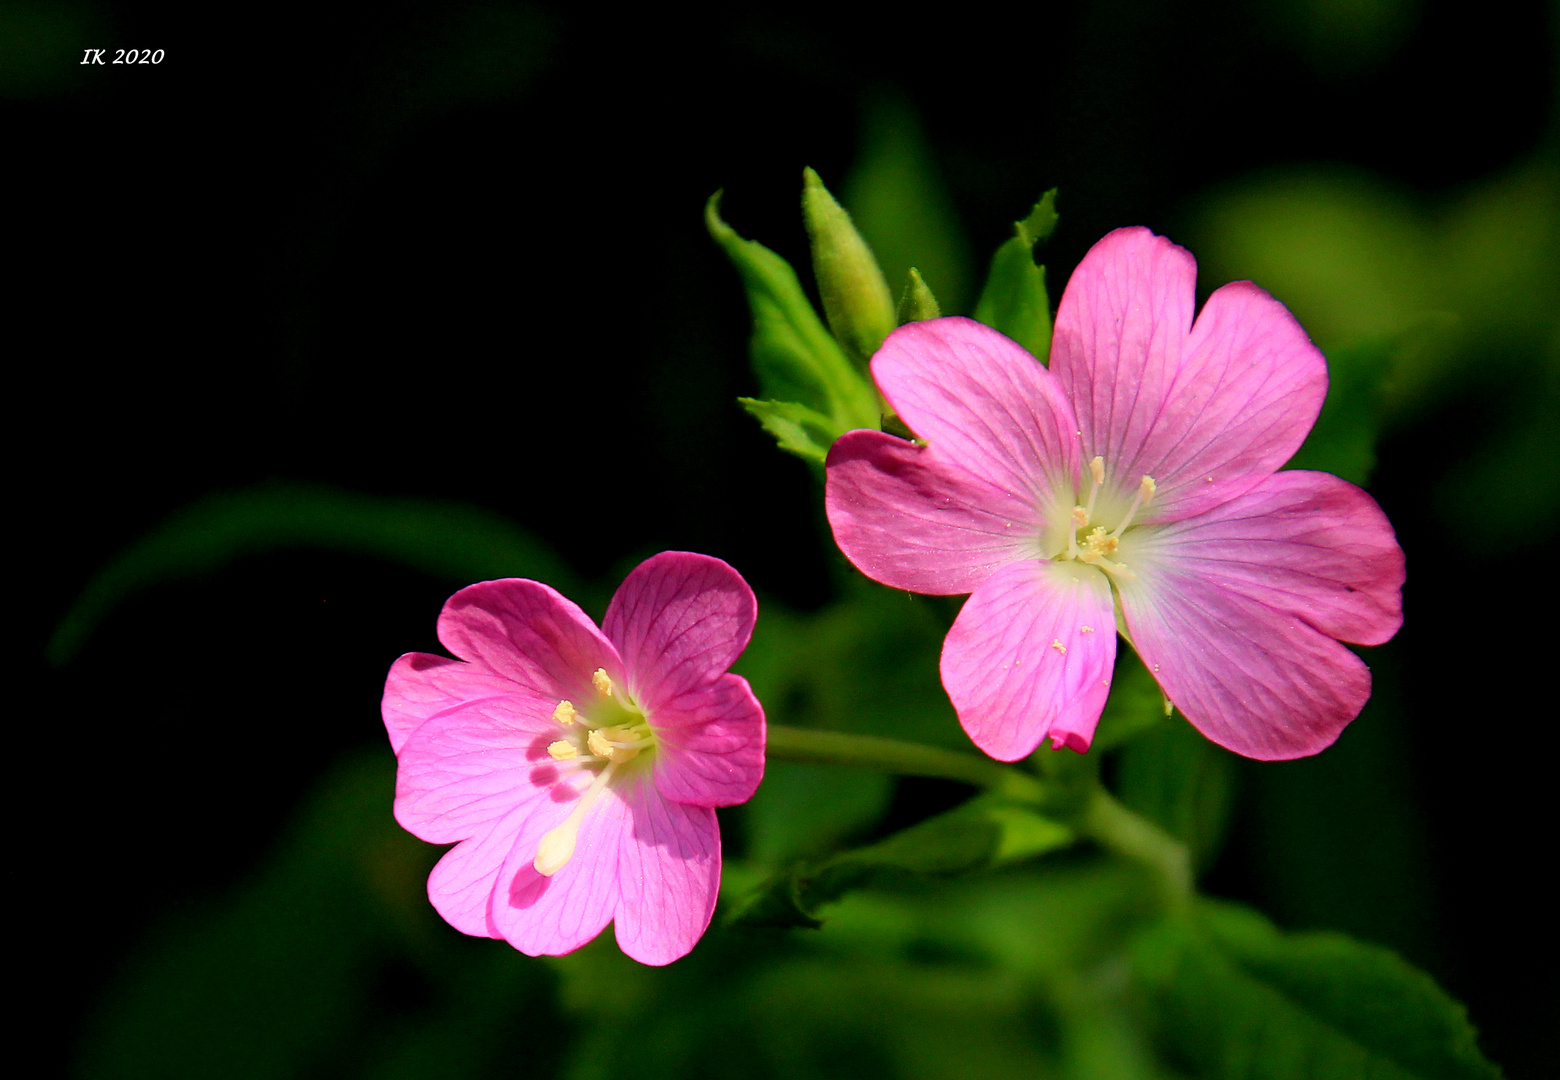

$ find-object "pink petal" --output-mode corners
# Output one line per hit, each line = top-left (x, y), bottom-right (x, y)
(436, 578), (621, 704)
(489, 773), (628, 957)
(382, 652), (530, 753)
(651, 673), (766, 807)
(1115, 548), (1372, 761)
(1127, 470), (1404, 646)
(394, 695), (565, 844)
(940, 559), (1118, 761)
(1051, 228), (1326, 523)
(602, 552), (756, 713)
(871, 317), (1082, 515)
(825, 429), (1046, 595)
(613, 777), (720, 966)
(424, 802), (533, 938)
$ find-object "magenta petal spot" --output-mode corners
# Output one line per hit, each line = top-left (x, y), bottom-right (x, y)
(384, 553), (765, 964)
(825, 228), (1405, 761)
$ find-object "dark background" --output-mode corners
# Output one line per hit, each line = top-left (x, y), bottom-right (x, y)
(11, 0), (1556, 1075)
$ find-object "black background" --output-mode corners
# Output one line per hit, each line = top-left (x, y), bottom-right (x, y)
(14, 0), (1556, 1075)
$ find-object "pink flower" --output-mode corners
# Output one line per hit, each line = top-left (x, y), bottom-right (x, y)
(826, 227), (1404, 762)
(382, 552), (765, 965)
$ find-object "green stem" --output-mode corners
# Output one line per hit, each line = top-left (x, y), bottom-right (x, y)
(1081, 786), (1192, 906)
(765, 724), (1046, 802)
(765, 724), (1191, 905)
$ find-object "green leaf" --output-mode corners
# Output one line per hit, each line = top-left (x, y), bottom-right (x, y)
(730, 793), (1075, 929)
(1134, 900), (1503, 1080)
(706, 193), (880, 451)
(737, 398), (837, 464)
(974, 190), (1058, 361)
(896, 266), (942, 323)
(47, 483), (578, 665)
(802, 167), (897, 367)
(1015, 189), (1060, 248)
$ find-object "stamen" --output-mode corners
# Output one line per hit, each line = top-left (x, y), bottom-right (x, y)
(552, 700), (578, 726)
(1071, 505), (1090, 529)
(534, 761), (618, 876)
(548, 740), (578, 761)
(1110, 475), (1156, 537)
(1085, 456), (1105, 519)
(592, 668), (614, 698)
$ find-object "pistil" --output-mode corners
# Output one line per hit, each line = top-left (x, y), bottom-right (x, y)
(534, 760), (619, 876)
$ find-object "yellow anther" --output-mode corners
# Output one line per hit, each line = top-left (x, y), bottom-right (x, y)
(586, 728), (613, 757)
(592, 668), (614, 698)
(1072, 505), (1090, 528)
(548, 740), (578, 761)
(1050, 639), (1067, 654)
(552, 700), (578, 726)
(1138, 475), (1157, 506)
(1089, 456), (1105, 486)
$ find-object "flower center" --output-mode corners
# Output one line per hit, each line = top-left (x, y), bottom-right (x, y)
(534, 668), (656, 877)
(1054, 456), (1155, 581)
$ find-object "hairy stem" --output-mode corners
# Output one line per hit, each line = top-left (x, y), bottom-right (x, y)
(1081, 786), (1192, 906)
(765, 724), (1046, 802)
(765, 724), (1192, 904)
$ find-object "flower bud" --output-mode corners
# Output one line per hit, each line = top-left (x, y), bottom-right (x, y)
(802, 167), (897, 368)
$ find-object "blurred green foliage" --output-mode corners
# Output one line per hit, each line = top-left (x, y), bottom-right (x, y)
(46, 483), (588, 666)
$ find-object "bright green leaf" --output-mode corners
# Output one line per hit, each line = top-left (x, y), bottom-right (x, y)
(47, 483), (579, 665)
(737, 398), (837, 464)
(1015, 189), (1059, 248)
(1134, 900), (1503, 1080)
(730, 793), (1075, 929)
(974, 190), (1058, 362)
(706, 193), (880, 448)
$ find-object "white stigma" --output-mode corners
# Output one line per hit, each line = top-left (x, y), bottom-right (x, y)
(534, 761), (618, 876)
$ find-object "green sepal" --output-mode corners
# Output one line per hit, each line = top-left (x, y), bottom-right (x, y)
(1134, 899), (1504, 1080)
(728, 792), (1075, 930)
(706, 192), (880, 462)
(896, 267), (941, 323)
(974, 189), (1058, 362)
(802, 167), (897, 367)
